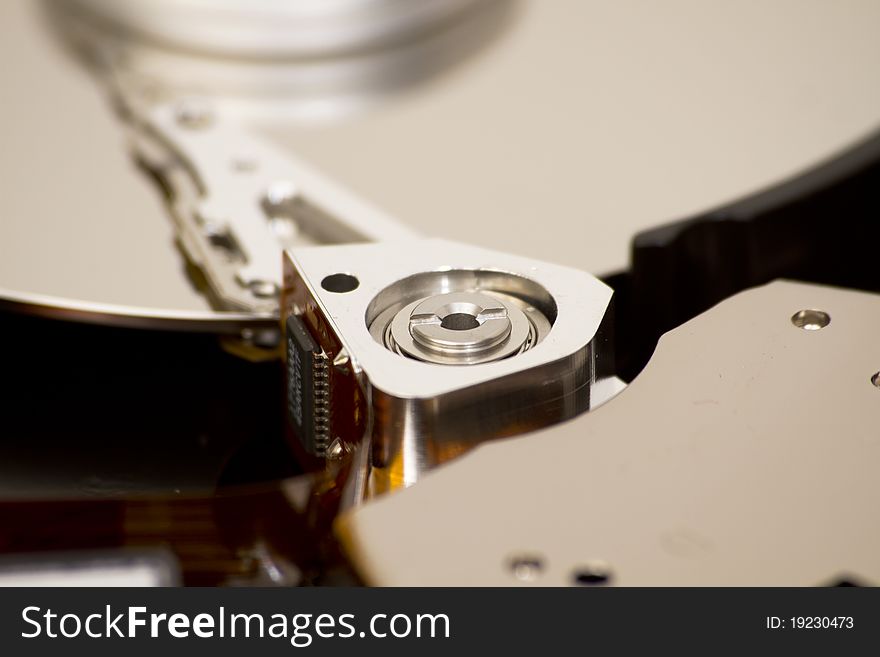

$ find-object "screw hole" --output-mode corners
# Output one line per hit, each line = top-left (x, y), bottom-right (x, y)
(508, 556), (543, 582)
(321, 273), (359, 294)
(791, 309), (830, 330)
(440, 312), (480, 331)
(872, 372), (880, 388)
(572, 561), (612, 586)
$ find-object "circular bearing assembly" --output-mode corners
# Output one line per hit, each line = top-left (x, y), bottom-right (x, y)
(368, 271), (554, 366)
(387, 291), (533, 365)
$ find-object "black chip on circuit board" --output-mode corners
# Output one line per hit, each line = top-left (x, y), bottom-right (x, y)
(286, 315), (330, 456)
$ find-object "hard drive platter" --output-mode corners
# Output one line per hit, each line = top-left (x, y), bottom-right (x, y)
(1, 0), (879, 586)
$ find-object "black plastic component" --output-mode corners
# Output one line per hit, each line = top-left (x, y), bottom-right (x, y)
(612, 130), (880, 381)
(285, 315), (329, 456)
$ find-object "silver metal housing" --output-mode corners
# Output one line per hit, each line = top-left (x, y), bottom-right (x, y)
(339, 281), (880, 585)
(283, 239), (612, 492)
(135, 104), (415, 314)
(65, 0), (483, 59)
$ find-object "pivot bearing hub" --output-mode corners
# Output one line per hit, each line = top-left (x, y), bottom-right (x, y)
(386, 291), (533, 365)
(282, 239), (613, 490)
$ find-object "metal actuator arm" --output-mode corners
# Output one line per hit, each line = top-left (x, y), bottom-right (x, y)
(132, 103), (415, 314)
(281, 239), (614, 493)
(55, 5), (620, 479)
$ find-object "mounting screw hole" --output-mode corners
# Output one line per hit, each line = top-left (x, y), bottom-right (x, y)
(572, 561), (612, 586)
(508, 556), (543, 582)
(872, 372), (880, 388)
(321, 273), (359, 294)
(791, 309), (830, 331)
(440, 312), (481, 331)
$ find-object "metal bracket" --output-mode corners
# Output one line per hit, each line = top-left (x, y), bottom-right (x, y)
(339, 281), (880, 585)
(283, 239), (613, 491)
(132, 101), (414, 314)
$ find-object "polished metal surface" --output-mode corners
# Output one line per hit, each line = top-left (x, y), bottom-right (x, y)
(3, 0), (880, 329)
(133, 102), (414, 314)
(340, 281), (880, 585)
(0, 0), (498, 327)
(284, 239), (612, 492)
(67, 0), (483, 58)
(791, 308), (831, 331)
(0, 548), (180, 587)
(386, 291), (534, 365)
(0, 288), (274, 333)
(49, 0), (509, 123)
(0, 0), (225, 329)
(265, 0), (880, 276)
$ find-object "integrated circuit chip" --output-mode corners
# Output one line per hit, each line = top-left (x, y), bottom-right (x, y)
(286, 315), (330, 456)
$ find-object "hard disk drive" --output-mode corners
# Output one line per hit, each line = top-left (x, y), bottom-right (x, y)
(1, 0), (879, 586)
